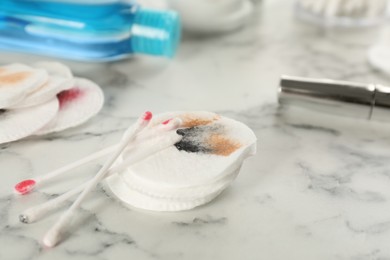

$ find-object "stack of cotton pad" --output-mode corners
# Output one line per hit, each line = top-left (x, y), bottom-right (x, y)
(106, 111), (257, 211)
(0, 62), (104, 144)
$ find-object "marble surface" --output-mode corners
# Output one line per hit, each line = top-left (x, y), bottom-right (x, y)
(2, 0), (390, 259)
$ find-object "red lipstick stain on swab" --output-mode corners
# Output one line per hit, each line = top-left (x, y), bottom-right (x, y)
(162, 119), (172, 125)
(143, 111), (152, 121)
(57, 88), (83, 109)
(15, 179), (36, 195)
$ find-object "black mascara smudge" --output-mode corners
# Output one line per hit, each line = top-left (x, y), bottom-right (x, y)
(174, 125), (224, 154)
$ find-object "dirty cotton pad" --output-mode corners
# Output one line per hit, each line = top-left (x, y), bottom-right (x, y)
(106, 111), (256, 211)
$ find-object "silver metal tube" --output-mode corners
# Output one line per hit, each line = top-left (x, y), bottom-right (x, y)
(278, 75), (390, 121)
(372, 84), (390, 122)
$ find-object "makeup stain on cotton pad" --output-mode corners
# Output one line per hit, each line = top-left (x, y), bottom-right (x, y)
(175, 124), (242, 156)
(106, 111), (257, 212)
(57, 88), (83, 109)
(181, 114), (220, 128)
(35, 78), (104, 135)
(0, 109), (6, 117)
(206, 134), (241, 156)
(0, 71), (31, 86)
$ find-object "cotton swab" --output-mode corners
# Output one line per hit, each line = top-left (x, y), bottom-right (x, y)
(42, 111), (152, 248)
(14, 117), (177, 195)
(19, 120), (182, 224)
(14, 145), (116, 195)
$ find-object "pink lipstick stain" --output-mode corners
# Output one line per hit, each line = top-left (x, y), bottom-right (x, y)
(143, 111), (153, 121)
(162, 119), (172, 125)
(15, 179), (36, 195)
(57, 88), (83, 109)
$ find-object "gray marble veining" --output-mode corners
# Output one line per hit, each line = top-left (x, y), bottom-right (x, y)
(1, 0), (390, 259)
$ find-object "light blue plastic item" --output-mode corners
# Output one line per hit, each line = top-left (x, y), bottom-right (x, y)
(0, 0), (181, 61)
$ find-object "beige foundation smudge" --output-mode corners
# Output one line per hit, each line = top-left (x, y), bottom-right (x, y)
(0, 71), (31, 86)
(175, 113), (242, 157)
(181, 114), (220, 128)
(207, 134), (241, 156)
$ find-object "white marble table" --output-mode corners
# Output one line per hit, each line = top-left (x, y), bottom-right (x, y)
(2, 1), (390, 259)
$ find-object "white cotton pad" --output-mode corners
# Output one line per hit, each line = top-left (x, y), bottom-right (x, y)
(168, 0), (253, 33)
(0, 98), (59, 144)
(106, 111), (257, 212)
(10, 76), (74, 109)
(34, 77), (104, 135)
(11, 62), (74, 108)
(0, 63), (48, 109)
(33, 61), (73, 79)
(106, 174), (231, 211)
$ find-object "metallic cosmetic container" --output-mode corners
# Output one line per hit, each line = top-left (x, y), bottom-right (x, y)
(278, 75), (390, 122)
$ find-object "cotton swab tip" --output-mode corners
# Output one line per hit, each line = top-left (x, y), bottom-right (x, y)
(143, 111), (153, 121)
(162, 119), (171, 125)
(19, 214), (29, 224)
(14, 179), (36, 195)
(19, 206), (45, 224)
(43, 228), (61, 248)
